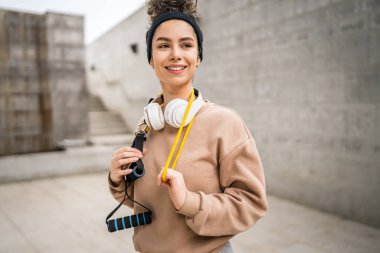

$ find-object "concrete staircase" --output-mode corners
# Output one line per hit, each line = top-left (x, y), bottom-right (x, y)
(88, 95), (134, 147)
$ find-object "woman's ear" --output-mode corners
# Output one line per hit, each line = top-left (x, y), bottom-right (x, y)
(196, 56), (201, 68)
(150, 59), (155, 70)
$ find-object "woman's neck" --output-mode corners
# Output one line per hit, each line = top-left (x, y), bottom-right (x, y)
(162, 85), (194, 110)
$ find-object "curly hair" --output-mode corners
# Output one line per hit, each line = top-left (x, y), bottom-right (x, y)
(146, 0), (198, 23)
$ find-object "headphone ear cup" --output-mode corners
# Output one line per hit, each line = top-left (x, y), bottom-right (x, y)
(164, 99), (188, 128)
(144, 102), (165, 130)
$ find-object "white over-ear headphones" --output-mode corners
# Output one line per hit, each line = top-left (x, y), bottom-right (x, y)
(144, 88), (204, 130)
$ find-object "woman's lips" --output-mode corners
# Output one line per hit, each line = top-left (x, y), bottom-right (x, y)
(165, 66), (187, 75)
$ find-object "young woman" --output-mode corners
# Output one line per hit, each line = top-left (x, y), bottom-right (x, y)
(108, 1), (267, 252)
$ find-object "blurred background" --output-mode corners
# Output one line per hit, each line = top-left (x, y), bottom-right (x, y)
(0, 0), (379, 252)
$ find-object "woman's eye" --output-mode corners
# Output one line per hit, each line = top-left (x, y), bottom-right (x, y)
(182, 43), (192, 48)
(158, 44), (169, 48)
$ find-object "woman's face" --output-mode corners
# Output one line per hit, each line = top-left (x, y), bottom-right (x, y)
(150, 19), (201, 91)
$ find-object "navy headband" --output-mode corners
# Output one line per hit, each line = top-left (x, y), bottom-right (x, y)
(146, 11), (203, 63)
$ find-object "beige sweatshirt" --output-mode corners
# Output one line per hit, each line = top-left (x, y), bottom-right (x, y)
(108, 100), (268, 253)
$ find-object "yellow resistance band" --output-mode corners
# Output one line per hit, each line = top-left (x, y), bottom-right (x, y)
(162, 89), (195, 182)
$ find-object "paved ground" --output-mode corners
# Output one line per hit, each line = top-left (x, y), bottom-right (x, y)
(0, 172), (379, 253)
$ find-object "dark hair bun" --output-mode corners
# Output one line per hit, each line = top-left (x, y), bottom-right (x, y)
(146, 0), (198, 23)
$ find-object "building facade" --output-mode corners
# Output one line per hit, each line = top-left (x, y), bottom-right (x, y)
(0, 9), (88, 155)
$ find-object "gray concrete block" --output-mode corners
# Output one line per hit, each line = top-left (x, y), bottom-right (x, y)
(0, 145), (114, 183)
(330, 0), (360, 19)
(0, 9), (87, 155)
(0, 95), (6, 110)
(52, 29), (83, 45)
(346, 68), (380, 103)
(63, 46), (84, 62)
(294, 0), (330, 15)
(11, 94), (39, 111)
(45, 12), (83, 29)
(375, 104), (380, 147)
(369, 29), (380, 65)
(345, 104), (376, 139)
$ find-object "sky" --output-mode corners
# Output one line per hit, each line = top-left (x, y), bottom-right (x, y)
(0, 0), (145, 44)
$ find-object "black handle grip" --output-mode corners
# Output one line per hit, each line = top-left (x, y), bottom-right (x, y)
(125, 161), (145, 182)
(107, 211), (152, 232)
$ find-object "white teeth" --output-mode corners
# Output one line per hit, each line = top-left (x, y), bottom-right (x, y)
(167, 66), (185, 70)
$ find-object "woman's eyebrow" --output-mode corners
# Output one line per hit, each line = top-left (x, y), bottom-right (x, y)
(155, 37), (195, 42)
(155, 37), (171, 42)
(179, 37), (194, 42)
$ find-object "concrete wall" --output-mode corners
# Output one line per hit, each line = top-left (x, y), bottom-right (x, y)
(45, 13), (88, 143)
(86, 0), (380, 228)
(0, 10), (53, 155)
(0, 9), (88, 155)
(196, 0), (380, 227)
(86, 6), (158, 132)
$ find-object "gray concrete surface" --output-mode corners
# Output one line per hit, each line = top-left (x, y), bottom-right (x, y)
(0, 172), (379, 253)
(195, 0), (380, 228)
(0, 146), (114, 183)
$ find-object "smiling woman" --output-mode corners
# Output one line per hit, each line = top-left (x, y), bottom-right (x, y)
(107, 1), (268, 253)
(150, 19), (200, 95)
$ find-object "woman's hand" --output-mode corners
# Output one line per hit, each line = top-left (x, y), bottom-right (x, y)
(110, 147), (147, 185)
(157, 168), (187, 210)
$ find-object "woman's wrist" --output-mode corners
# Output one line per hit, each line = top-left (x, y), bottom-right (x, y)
(175, 189), (188, 211)
(109, 172), (122, 187)
(176, 190), (202, 218)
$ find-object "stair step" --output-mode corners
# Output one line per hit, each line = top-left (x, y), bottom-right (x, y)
(88, 95), (130, 141)
(89, 96), (107, 112)
(90, 134), (135, 146)
(89, 111), (124, 123)
(90, 120), (126, 128)
(90, 126), (128, 136)
(89, 124), (128, 133)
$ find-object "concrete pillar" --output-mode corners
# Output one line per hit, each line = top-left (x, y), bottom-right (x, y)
(0, 9), (88, 155)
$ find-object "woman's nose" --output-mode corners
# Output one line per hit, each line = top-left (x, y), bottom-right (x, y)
(170, 46), (182, 61)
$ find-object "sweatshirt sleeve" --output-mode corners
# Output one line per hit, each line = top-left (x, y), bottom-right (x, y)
(177, 133), (268, 236)
(108, 172), (135, 209)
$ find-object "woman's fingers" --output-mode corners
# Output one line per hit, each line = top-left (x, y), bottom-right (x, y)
(110, 145), (147, 184)
(157, 168), (187, 210)
(113, 146), (142, 156)
(157, 167), (180, 185)
(112, 157), (139, 169)
(112, 146), (147, 160)
(157, 168), (171, 186)
(157, 168), (163, 186)
(112, 151), (142, 162)
(111, 147), (146, 169)
(117, 168), (133, 176)
(110, 168), (133, 185)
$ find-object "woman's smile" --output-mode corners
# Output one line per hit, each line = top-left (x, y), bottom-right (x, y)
(165, 64), (188, 75)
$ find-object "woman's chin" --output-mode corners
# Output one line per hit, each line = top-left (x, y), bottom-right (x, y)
(161, 78), (192, 88)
